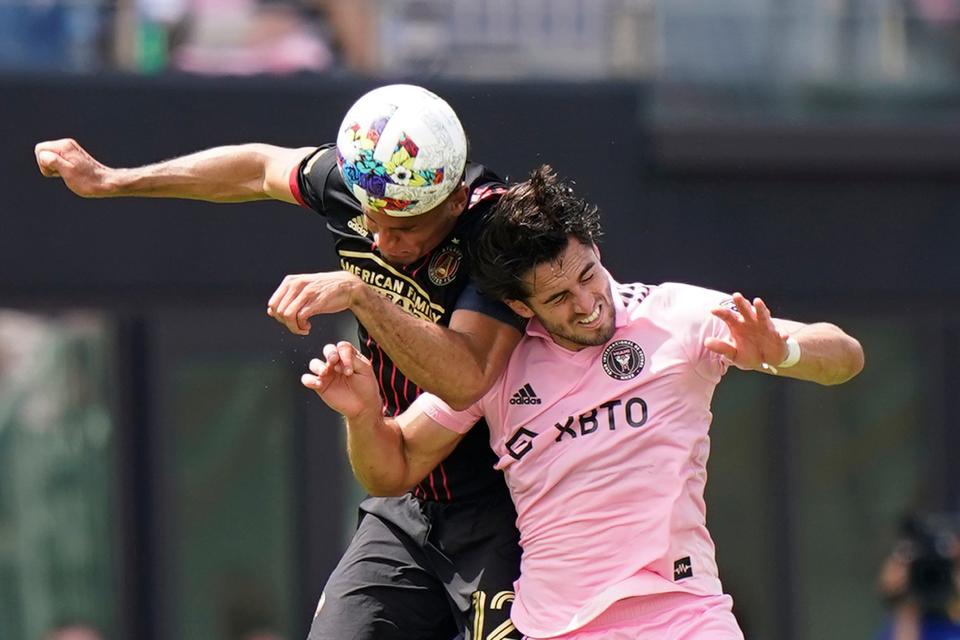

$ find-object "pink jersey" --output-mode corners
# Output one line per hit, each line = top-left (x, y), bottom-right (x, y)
(413, 277), (737, 638)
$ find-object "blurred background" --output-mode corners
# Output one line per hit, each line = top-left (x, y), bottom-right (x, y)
(3, 1), (960, 639)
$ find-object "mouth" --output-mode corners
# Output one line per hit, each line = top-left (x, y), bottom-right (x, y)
(578, 304), (602, 326)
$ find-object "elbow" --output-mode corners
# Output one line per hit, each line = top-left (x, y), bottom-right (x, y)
(366, 485), (410, 498)
(363, 476), (419, 497)
(436, 370), (495, 411)
(821, 335), (865, 386)
(360, 476), (412, 497)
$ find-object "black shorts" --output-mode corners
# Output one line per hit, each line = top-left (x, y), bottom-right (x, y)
(307, 492), (522, 640)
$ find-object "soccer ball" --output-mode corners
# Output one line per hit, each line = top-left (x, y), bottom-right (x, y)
(336, 84), (467, 217)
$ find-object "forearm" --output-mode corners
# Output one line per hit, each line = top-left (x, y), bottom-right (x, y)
(344, 413), (414, 496)
(349, 285), (498, 409)
(104, 144), (303, 202)
(776, 322), (864, 385)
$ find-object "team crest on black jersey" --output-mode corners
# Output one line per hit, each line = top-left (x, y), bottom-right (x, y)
(428, 245), (463, 286)
(602, 340), (645, 380)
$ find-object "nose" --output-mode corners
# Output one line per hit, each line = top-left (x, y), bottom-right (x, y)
(375, 229), (398, 253)
(572, 286), (594, 314)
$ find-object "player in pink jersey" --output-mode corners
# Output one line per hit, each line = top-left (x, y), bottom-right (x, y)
(302, 165), (865, 639)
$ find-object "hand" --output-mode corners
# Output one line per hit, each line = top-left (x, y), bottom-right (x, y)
(267, 272), (361, 335)
(35, 138), (112, 197)
(704, 293), (789, 372)
(301, 341), (382, 419)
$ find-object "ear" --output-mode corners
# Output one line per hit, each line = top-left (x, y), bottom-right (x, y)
(506, 299), (535, 319)
(445, 185), (469, 218)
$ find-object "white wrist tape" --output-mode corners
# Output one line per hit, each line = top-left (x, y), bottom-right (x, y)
(777, 335), (801, 369)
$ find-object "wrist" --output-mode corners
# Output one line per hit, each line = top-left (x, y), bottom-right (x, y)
(344, 273), (370, 310)
(103, 167), (132, 196)
(777, 335), (801, 369)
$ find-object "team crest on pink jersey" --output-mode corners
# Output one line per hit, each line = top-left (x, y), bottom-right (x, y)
(428, 246), (463, 286)
(602, 339), (645, 380)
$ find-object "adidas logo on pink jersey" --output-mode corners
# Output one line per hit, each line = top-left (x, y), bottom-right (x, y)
(509, 383), (542, 405)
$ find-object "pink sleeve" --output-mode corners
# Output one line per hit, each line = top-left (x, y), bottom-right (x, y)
(410, 392), (484, 434)
(660, 283), (734, 381)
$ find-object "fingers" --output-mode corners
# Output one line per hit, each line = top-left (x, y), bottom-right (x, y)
(713, 293), (775, 329)
(300, 343), (364, 393)
(266, 274), (297, 311)
(267, 275), (310, 335)
(317, 342), (364, 375)
(302, 356), (334, 393)
(731, 292), (757, 323)
(335, 341), (356, 375)
(753, 297), (777, 330)
(704, 337), (737, 360)
(34, 139), (80, 177)
(301, 372), (322, 390)
(36, 149), (62, 177)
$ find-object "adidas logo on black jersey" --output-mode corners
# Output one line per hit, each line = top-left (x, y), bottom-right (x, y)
(347, 215), (369, 237)
(509, 383), (542, 405)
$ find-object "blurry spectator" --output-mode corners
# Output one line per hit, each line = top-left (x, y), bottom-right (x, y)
(169, 0), (332, 75)
(42, 620), (105, 640)
(875, 514), (960, 640)
(127, 0), (378, 75)
(0, 0), (105, 71)
(317, 0), (380, 72)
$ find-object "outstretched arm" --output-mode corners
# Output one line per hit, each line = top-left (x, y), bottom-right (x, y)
(705, 292), (864, 386)
(35, 138), (314, 204)
(302, 341), (466, 495)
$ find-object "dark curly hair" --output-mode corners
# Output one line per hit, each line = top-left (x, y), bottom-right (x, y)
(471, 165), (603, 301)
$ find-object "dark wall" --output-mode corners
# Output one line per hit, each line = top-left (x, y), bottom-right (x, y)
(4, 74), (959, 310)
(1, 74), (640, 302)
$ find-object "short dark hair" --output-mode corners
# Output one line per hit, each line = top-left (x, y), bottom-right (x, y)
(472, 165), (602, 301)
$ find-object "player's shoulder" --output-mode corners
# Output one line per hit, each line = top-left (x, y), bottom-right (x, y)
(465, 162), (507, 210)
(636, 282), (732, 320)
(297, 143), (366, 228)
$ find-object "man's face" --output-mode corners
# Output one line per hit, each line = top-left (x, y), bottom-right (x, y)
(507, 239), (616, 351)
(363, 186), (467, 266)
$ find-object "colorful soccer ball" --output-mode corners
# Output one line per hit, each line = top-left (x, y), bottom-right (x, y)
(335, 84), (467, 217)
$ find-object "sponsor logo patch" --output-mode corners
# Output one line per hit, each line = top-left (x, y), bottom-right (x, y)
(602, 340), (645, 380)
(505, 427), (539, 460)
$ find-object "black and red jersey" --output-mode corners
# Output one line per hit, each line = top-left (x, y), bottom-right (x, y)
(290, 145), (517, 503)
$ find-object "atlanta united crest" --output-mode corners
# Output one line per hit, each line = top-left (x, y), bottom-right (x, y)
(602, 340), (645, 380)
(428, 246), (462, 286)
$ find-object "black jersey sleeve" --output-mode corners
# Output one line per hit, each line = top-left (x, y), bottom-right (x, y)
(453, 283), (525, 331)
(289, 144), (364, 226)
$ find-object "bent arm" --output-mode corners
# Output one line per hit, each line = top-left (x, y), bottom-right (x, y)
(35, 138), (314, 203)
(302, 342), (470, 496)
(349, 284), (522, 409)
(347, 408), (465, 496)
(770, 319), (864, 386)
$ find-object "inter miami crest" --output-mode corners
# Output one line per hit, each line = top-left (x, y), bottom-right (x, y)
(602, 339), (645, 380)
(428, 245), (463, 286)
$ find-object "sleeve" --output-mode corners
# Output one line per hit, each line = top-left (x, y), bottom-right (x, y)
(658, 282), (736, 382)
(453, 282), (526, 331)
(410, 392), (484, 435)
(288, 144), (360, 219)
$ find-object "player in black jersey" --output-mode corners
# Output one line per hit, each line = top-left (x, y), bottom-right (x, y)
(35, 85), (523, 640)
